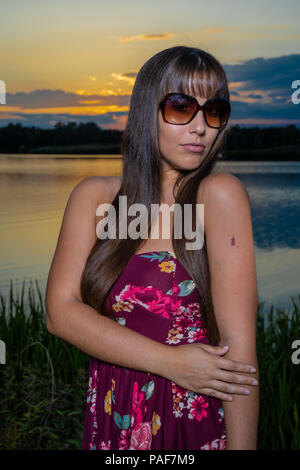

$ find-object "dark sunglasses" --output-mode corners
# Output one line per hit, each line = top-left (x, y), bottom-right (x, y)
(159, 92), (231, 129)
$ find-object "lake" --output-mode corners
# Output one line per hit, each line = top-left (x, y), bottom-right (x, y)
(0, 154), (300, 318)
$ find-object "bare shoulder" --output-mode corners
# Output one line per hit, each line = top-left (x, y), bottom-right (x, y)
(109, 175), (123, 198)
(197, 172), (252, 243)
(72, 175), (122, 204)
(198, 172), (249, 207)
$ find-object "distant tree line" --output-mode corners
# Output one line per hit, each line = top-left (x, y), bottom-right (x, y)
(0, 122), (122, 153)
(225, 124), (299, 150)
(0, 122), (299, 159)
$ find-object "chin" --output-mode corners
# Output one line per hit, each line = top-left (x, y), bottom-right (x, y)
(180, 155), (204, 167)
(173, 162), (203, 173)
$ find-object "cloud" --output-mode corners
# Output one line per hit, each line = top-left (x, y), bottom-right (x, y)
(222, 54), (300, 125)
(230, 98), (299, 120)
(0, 89), (132, 130)
(119, 32), (174, 42)
(231, 53), (299, 123)
(224, 54), (300, 96)
(3, 89), (131, 108)
(0, 111), (129, 130)
(111, 72), (137, 86)
(201, 27), (223, 34)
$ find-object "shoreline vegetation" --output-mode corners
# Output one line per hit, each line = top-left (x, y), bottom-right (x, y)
(0, 122), (300, 161)
(0, 279), (299, 450)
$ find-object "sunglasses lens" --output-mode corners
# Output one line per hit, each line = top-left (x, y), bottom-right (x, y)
(205, 99), (231, 128)
(162, 94), (230, 127)
(163, 94), (197, 124)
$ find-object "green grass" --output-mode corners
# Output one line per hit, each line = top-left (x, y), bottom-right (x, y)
(0, 280), (89, 450)
(0, 279), (299, 450)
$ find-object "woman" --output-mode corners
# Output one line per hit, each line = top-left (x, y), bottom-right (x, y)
(45, 45), (259, 450)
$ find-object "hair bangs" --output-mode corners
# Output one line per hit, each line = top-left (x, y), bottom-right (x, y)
(159, 54), (228, 101)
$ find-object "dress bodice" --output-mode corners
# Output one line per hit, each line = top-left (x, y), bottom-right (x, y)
(104, 251), (210, 347)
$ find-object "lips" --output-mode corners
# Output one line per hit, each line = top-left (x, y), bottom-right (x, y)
(182, 143), (205, 153)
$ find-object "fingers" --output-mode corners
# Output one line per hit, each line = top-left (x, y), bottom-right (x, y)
(200, 344), (256, 374)
(194, 371), (259, 401)
(218, 357), (256, 374)
(200, 387), (233, 402)
(208, 378), (257, 398)
(215, 369), (259, 387)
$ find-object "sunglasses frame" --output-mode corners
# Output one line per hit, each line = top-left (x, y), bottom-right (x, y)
(159, 92), (231, 129)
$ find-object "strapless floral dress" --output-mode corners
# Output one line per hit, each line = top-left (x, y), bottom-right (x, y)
(82, 251), (226, 450)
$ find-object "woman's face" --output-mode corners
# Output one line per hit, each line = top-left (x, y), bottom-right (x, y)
(157, 91), (220, 180)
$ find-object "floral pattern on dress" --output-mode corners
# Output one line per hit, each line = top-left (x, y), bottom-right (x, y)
(166, 303), (207, 345)
(200, 432), (227, 450)
(104, 377), (115, 415)
(171, 381), (209, 421)
(83, 251), (226, 450)
(115, 380), (161, 450)
(112, 283), (179, 320)
(86, 369), (99, 450)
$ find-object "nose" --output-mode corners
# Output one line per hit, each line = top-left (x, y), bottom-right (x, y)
(188, 108), (206, 134)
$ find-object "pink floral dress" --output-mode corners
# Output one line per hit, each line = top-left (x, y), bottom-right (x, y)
(82, 251), (226, 450)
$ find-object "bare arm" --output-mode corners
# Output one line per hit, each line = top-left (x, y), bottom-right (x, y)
(201, 172), (260, 450)
(47, 298), (170, 376)
(45, 176), (170, 377)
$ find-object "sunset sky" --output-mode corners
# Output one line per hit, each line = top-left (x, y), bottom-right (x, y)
(0, 0), (299, 129)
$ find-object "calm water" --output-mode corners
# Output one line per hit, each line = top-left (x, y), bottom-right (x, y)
(0, 154), (300, 317)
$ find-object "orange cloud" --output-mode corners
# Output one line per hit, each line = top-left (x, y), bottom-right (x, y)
(201, 27), (223, 34)
(229, 81), (245, 89)
(76, 89), (131, 97)
(118, 32), (174, 42)
(111, 73), (136, 86)
(230, 87), (273, 103)
(0, 105), (129, 115)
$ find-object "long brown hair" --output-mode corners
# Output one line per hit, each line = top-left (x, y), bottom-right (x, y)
(80, 45), (231, 345)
